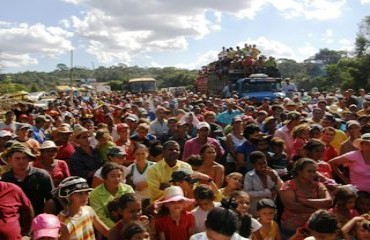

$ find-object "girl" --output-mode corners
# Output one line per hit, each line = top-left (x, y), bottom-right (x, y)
(342, 214), (370, 240)
(31, 213), (69, 240)
(220, 172), (243, 198)
(330, 186), (359, 226)
(121, 222), (150, 240)
(198, 144), (225, 188)
(256, 199), (282, 240)
(222, 190), (262, 239)
(108, 193), (148, 240)
(155, 186), (195, 240)
(127, 144), (155, 209)
(57, 176), (109, 240)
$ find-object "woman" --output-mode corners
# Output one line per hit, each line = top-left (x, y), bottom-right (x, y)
(127, 144), (155, 206)
(89, 162), (134, 228)
(243, 151), (283, 217)
(91, 147), (130, 188)
(225, 116), (246, 174)
(32, 140), (70, 186)
(279, 158), (332, 239)
(329, 133), (370, 193)
(197, 144), (225, 188)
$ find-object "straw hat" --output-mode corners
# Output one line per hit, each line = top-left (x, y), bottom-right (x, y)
(40, 140), (58, 150)
(72, 125), (91, 139)
(353, 133), (370, 149)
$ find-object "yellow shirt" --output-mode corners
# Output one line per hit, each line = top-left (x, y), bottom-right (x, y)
(147, 159), (192, 202)
(331, 129), (348, 153)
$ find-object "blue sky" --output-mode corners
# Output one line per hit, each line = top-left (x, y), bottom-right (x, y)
(1, 0), (370, 73)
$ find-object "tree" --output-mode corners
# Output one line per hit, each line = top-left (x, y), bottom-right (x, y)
(56, 63), (69, 71)
(355, 16), (370, 56)
(305, 48), (346, 65)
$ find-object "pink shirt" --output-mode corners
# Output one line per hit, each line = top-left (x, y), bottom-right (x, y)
(343, 150), (370, 193)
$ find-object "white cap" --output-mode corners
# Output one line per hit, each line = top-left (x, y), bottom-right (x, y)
(0, 130), (12, 138)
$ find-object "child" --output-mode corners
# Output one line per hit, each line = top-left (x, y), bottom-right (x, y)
(220, 172), (243, 198)
(155, 186), (195, 240)
(330, 186), (359, 226)
(341, 214), (370, 240)
(222, 190), (262, 239)
(107, 197), (121, 223)
(57, 176), (109, 240)
(31, 213), (69, 240)
(356, 191), (370, 215)
(256, 199), (281, 240)
(191, 185), (221, 233)
(120, 222), (150, 240)
(96, 129), (116, 162)
(269, 137), (289, 178)
(109, 193), (148, 240)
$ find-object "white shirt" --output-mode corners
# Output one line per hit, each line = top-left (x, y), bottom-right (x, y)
(191, 202), (222, 233)
(190, 232), (249, 240)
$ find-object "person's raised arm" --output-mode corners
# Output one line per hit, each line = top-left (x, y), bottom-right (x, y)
(341, 216), (364, 240)
(329, 155), (349, 184)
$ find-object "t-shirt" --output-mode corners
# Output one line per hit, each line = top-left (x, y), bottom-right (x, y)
(127, 161), (155, 199)
(343, 150), (370, 193)
(191, 202), (222, 233)
(155, 211), (195, 240)
(32, 159), (71, 186)
(58, 206), (96, 240)
(190, 232), (249, 240)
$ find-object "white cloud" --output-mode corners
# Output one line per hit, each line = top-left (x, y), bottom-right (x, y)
(297, 45), (318, 61)
(321, 29), (334, 43)
(360, 0), (370, 4)
(0, 22), (73, 68)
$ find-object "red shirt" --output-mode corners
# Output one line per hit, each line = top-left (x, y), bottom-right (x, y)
(55, 142), (75, 162)
(33, 159), (71, 186)
(323, 144), (338, 162)
(155, 212), (195, 240)
(0, 182), (32, 239)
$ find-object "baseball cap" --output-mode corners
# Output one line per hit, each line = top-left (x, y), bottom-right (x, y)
(16, 123), (31, 131)
(31, 213), (61, 240)
(57, 176), (92, 198)
(108, 147), (127, 157)
(231, 116), (243, 124)
(197, 122), (210, 130)
(0, 130), (12, 138)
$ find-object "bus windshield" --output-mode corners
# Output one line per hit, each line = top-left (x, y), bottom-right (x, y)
(238, 80), (280, 93)
(128, 79), (156, 92)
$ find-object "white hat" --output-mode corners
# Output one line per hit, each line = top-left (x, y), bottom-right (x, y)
(197, 122), (210, 130)
(0, 130), (12, 138)
(155, 186), (194, 206)
(353, 133), (370, 149)
(40, 140), (57, 150)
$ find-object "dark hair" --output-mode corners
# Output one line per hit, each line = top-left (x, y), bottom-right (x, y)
(118, 193), (140, 211)
(148, 141), (163, 158)
(257, 198), (276, 211)
(205, 207), (239, 237)
(243, 124), (261, 140)
(107, 197), (120, 222)
(186, 154), (203, 167)
(308, 210), (338, 234)
(334, 186), (357, 207)
(194, 185), (215, 201)
(293, 158), (317, 177)
(303, 139), (325, 152)
(120, 222), (148, 240)
(249, 151), (266, 165)
(199, 143), (216, 156)
(162, 140), (179, 150)
(133, 143), (148, 153)
(101, 162), (123, 179)
(225, 191), (252, 237)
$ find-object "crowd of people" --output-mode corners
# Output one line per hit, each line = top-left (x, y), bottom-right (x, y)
(1, 87), (370, 240)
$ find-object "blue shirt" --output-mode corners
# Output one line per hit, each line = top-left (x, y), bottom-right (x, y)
(216, 110), (242, 125)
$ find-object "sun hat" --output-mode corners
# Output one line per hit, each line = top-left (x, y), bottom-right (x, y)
(57, 176), (92, 198)
(353, 133), (370, 149)
(31, 213), (61, 240)
(197, 122), (210, 130)
(263, 116), (275, 125)
(125, 114), (139, 122)
(170, 171), (199, 184)
(155, 186), (194, 206)
(72, 125), (91, 139)
(56, 125), (73, 134)
(346, 120), (361, 129)
(40, 140), (58, 150)
(283, 111), (302, 125)
(4, 144), (36, 161)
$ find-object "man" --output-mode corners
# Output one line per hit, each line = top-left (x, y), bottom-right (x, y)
(321, 127), (338, 162)
(149, 106), (169, 139)
(0, 111), (17, 133)
(147, 140), (192, 202)
(215, 99), (243, 128)
(340, 120), (361, 155)
(281, 78), (297, 98)
(30, 115), (47, 144)
(0, 181), (34, 239)
(321, 114), (348, 153)
(273, 111), (302, 158)
(14, 123), (40, 155)
(69, 125), (103, 185)
(306, 107), (324, 125)
(182, 122), (225, 162)
(53, 125), (75, 164)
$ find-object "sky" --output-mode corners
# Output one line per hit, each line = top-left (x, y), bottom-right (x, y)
(1, 0), (370, 73)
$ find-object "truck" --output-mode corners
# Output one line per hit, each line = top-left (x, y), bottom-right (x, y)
(127, 77), (157, 93)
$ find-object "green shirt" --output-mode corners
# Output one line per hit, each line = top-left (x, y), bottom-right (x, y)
(89, 183), (134, 228)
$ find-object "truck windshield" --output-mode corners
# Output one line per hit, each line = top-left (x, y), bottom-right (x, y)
(239, 81), (280, 93)
(129, 81), (156, 92)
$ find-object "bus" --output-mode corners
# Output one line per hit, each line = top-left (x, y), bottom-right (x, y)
(236, 73), (285, 101)
(127, 78), (157, 93)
